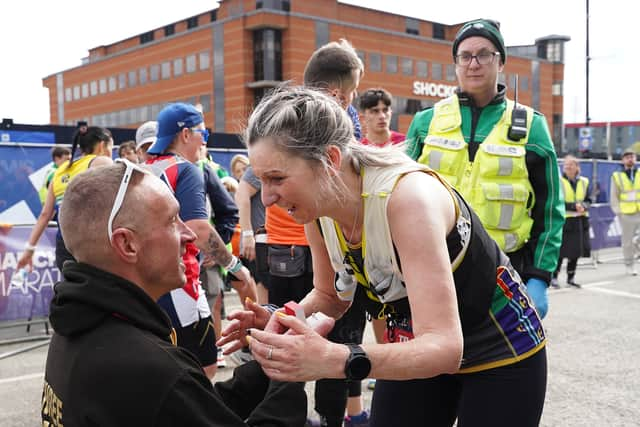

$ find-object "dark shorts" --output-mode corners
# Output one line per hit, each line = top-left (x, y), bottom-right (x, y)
(175, 316), (217, 367)
(242, 256), (271, 289)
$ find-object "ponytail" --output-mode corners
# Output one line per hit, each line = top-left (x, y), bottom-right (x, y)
(65, 125), (112, 170)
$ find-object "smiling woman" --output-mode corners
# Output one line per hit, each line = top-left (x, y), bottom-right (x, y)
(220, 85), (548, 426)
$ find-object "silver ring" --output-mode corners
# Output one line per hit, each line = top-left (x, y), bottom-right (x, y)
(267, 346), (274, 360)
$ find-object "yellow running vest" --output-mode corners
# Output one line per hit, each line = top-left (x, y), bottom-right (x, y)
(51, 155), (97, 207)
(417, 95), (534, 252)
(613, 170), (640, 214)
(561, 176), (589, 218)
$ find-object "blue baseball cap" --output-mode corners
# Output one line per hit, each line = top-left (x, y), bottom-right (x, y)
(147, 103), (204, 155)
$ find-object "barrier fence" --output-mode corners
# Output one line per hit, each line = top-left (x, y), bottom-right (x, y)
(0, 144), (628, 326)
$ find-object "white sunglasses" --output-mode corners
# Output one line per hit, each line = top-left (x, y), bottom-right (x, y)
(107, 158), (149, 241)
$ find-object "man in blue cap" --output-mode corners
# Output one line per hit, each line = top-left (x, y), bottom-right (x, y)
(405, 19), (564, 319)
(146, 102), (255, 379)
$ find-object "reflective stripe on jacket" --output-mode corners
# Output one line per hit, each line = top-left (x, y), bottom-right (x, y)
(417, 94), (534, 252)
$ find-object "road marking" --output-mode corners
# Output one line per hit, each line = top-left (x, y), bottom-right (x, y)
(587, 287), (640, 300)
(0, 372), (43, 385)
(551, 281), (614, 294)
(550, 280), (640, 299)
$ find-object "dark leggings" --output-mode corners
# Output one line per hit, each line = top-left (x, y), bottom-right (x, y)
(555, 258), (578, 279)
(369, 348), (547, 427)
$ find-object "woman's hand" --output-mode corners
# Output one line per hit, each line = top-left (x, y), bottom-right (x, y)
(216, 298), (271, 354)
(247, 312), (338, 382)
(17, 250), (34, 271)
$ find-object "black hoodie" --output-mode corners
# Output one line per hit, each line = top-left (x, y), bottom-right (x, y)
(42, 262), (306, 426)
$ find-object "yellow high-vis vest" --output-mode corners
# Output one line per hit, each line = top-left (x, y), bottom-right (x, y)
(417, 94), (534, 252)
(561, 176), (589, 218)
(613, 170), (640, 214)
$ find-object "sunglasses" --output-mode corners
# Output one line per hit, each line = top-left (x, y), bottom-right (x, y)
(107, 158), (149, 241)
(191, 128), (209, 143)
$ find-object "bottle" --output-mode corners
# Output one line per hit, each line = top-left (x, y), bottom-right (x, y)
(10, 268), (29, 293)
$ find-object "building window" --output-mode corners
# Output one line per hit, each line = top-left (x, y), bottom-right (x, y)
(128, 71), (137, 87)
(118, 73), (127, 90)
(547, 41), (562, 62)
(315, 21), (329, 48)
(433, 23), (445, 40)
(257, 0), (290, 10)
(108, 77), (117, 92)
(446, 64), (456, 81)
(140, 31), (154, 44)
(65, 88), (72, 102)
(210, 10), (217, 21)
(139, 67), (148, 85)
(164, 24), (175, 37)
(386, 55), (398, 74)
(186, 55), (197, 73)
(406, 18), (419, 36)
(138, 106), (149, 122)
(432, 63), (442, 80)
(520, 75), (529, 91)
(356, 50), (366, 69)
(416, 60), (428, 78)
(174, 58), (183, 76)
(82, 83), (89, 98)
(150, 64), (160, 82)
(90, 81), (98, 96)
(402, 58), (413, 76)
(99, 79), (107, 94)
(253, 29), (283, 81)
(161, 61), (171, 79)
(187, 16), (199, 29)
(552, 81), (563, 96)
(200, 94), (212, 113)
(370, 53), (382, 72)
(199, 51), (210, 70)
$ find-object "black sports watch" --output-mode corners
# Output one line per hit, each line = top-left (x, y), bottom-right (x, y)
(344, 344), (371, 381)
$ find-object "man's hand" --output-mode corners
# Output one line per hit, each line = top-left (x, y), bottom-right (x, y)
(217, 298), (271, 354)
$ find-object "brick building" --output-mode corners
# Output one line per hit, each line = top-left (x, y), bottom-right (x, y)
(42, 0), (569, 149)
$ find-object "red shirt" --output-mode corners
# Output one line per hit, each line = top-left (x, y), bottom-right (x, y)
(360, 130), (406, 147)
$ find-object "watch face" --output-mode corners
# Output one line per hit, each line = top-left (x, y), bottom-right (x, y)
(349, 354), (372, 380)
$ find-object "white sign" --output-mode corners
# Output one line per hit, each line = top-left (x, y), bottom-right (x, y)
(412, 81), (457, 98)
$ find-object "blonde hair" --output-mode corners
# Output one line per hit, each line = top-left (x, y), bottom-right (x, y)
(230, 154), (250, 170)
(245, 85), (412, 200)
(563, 154), (581, 174)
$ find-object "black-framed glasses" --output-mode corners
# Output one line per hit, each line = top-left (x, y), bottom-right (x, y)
(455, 51), (501, 66)
(107, 158), (149, 241)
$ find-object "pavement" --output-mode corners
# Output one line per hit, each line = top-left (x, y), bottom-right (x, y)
(1, 247), (639, 426)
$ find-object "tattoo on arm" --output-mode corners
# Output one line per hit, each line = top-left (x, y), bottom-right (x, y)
(207, 229), (232, 266)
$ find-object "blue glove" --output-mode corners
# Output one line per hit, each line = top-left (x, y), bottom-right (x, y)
(526, 278), (548, 318)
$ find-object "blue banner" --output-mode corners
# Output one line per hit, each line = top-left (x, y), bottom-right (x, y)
(588, 204), (622, 250)
(0, 225), (59, 321)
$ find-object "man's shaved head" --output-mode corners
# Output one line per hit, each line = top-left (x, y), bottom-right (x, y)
(59, 163), (146, 263)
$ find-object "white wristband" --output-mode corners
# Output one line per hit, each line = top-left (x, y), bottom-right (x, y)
(241, 230), (254, 237)
(24, 242), (36, 251)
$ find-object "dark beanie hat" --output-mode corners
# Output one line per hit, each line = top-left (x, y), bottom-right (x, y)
(452, 19), (506, 64)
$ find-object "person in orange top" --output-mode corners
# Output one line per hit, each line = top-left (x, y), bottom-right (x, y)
(264, 204), (313, 306)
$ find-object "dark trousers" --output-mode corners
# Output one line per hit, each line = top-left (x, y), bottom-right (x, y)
(369, 348), (547, 427)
